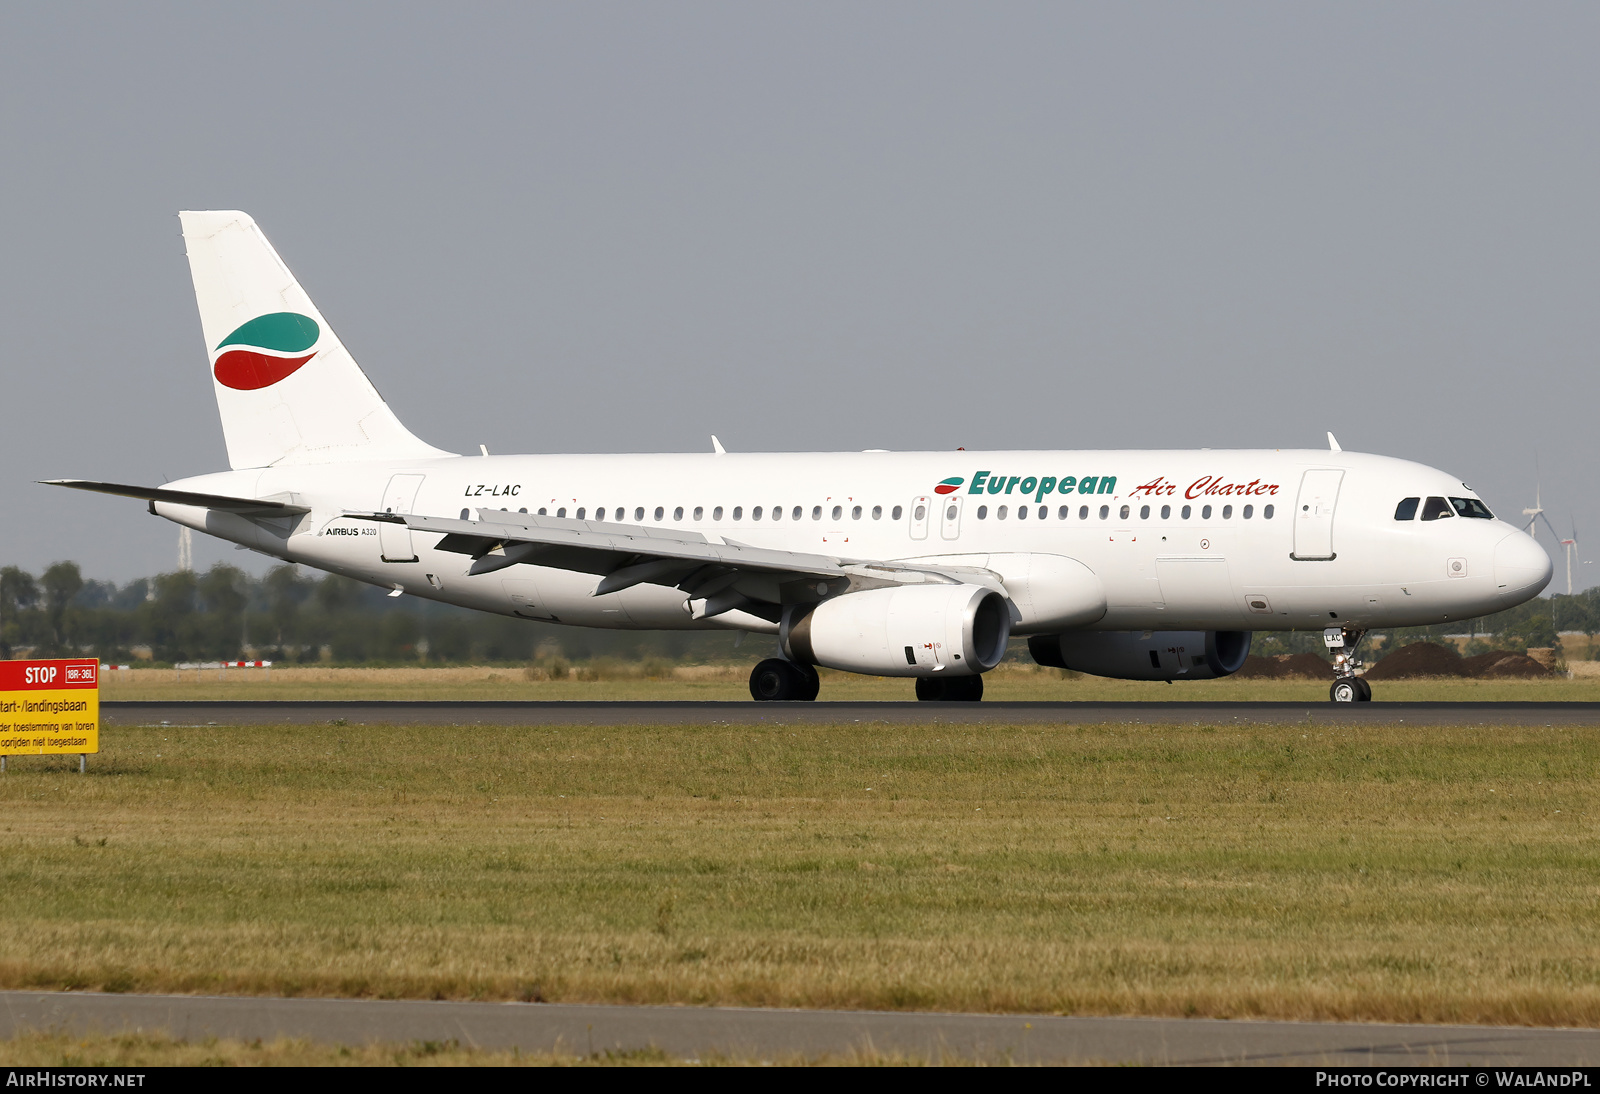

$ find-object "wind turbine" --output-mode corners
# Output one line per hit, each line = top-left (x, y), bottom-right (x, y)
(1559, 520), (1579, 596)
(1522, 466), (1562, 546)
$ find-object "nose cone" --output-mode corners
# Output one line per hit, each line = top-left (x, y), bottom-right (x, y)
(1494, 531), (1553, 603)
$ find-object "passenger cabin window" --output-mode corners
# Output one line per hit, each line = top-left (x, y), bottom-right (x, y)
(674, 506), (684, 520)
(997, 505), (1008, 519)
(634, 507), (645, 522)
(812, 506), (822, 521)
(1243, 504), (1253, 519)
(693, 506), (704, 521)
(1420, 496), (1453, 521)
(1160, 504), (1171, 519)
(1264, 504), (1275, 519)
(752, 506), (763, 520)
(1201, 505), (1212, 519)
(1098, 505), (1109, 520)
(576, 508), (586, 519)
(1119, 505), (1130, 519)
(831, 505), (843, 521)
(1059, 506), (1069, 519)
(852, 505), (862, 519)
(1140, 505), (1150, 519)
(1181, 505), (1191, 519)
(913, 504), (926, 521)
(1450, 497), (1494, 519)
(556, 507), (566, 518)
(713, 506), (723, 521)
(977, 505), (988, 519)
(793, 506), (803, 520)
(1395, 497), (1420, 521)
(732, 506), (743, 520)
(1017, 505), (1028, 520)
(872, 505), (882, 519)
(654, 506), (664, 521)
(1222, 505), (1232, 519)
(1079, 505), (1089, 519)
(891, 505), (903, 520)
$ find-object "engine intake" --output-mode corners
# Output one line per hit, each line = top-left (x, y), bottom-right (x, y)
(783, 584), (1011, 678)
(1030, 630), (1251, 681)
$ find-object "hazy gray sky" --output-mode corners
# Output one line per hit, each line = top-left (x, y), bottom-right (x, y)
(3, 3), (1596, 588)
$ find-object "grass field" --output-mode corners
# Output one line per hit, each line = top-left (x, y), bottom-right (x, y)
(0, 1030), (899, 1067)
(96, 662), (1600, 702)
(3, 715), (1599, 1028)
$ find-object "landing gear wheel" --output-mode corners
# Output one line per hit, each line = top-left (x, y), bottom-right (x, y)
(797, 663), (821, 701)
(750, 658), (813, 701)
(914, 675), (984, 702)
(1329, 677), (1373, 703)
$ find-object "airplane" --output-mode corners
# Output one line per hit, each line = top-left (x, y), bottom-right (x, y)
(45, 212), (1553, 703)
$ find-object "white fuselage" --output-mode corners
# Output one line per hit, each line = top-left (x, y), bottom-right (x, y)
(151, 448), (1552, 637)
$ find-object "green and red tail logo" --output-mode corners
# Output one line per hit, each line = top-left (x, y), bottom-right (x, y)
(933, 476), (964, 495)
(212, 312), (320, 390)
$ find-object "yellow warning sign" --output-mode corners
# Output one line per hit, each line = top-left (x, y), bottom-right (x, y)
(0, 659), (99, 756)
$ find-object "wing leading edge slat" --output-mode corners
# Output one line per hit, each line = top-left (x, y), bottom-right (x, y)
(347, 508), (973, 619)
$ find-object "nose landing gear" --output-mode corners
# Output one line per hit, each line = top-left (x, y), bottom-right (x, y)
(1327, 627), (1372, 702)
(749, 658), (820, 701)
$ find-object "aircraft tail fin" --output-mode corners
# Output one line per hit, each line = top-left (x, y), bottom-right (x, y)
(179, 211), (453, 469)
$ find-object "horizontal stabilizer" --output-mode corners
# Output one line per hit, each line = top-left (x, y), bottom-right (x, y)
(41, 479), (310, 516)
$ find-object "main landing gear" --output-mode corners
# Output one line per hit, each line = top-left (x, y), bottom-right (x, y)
(749, 658), (820, 701)
(1327, 626), (1372, 703)
(914, 675), (984, 702)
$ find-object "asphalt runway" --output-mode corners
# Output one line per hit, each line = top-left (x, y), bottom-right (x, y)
(104, 699), (1600, 727)
(3, 991), (1597, 1065)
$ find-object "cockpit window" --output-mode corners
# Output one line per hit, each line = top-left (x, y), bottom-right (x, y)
(1450, 497), (1494, 519)
(1420, 496), (1453, 521)
(1394, 498), (1420, 521)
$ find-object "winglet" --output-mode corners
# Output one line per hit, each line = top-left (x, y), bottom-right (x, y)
(711, 435), (726, 455)
(1327, 432), (1342, 453)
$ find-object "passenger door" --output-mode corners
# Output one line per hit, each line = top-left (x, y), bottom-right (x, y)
(378, 474), (425, 562)
(1292, 469), (1344, 561)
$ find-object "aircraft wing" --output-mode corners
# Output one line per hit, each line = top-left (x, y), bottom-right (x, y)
(42, 479), (311, 517)
(352, 508), (985, 623)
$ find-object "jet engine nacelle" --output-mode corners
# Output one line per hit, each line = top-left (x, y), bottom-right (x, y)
(782, 584), (1011, 678)
(1029, 630), (1251, 681)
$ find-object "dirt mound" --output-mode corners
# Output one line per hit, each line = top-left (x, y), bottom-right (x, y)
(1234, 653), (1331, 679)
(1461, 651), (1550, 678)
(1368, 643), (1553, 680)
(1365, 641), (1466, 680)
